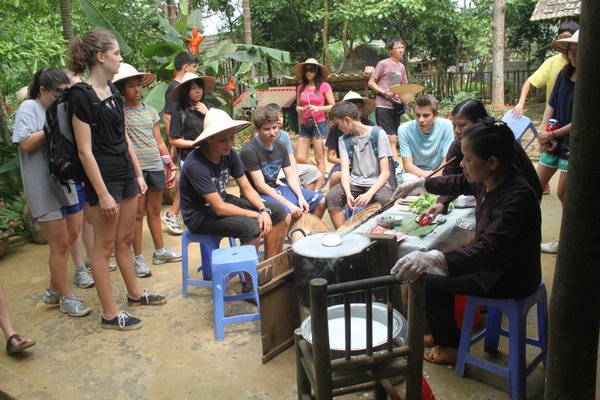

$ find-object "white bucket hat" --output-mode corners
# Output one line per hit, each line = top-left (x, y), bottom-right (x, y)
(293, 58), (329, 80)
(171, 72), (216, 102)
(551, 30), (579, 54)
(342, 91), (376, 116)
(192, 108), (251, 146)
(112, 63), (156, 88)
(388, 83), (425, 104)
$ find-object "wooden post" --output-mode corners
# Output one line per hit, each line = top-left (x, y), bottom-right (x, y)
(545, 3), (600, 399)
(405, 276), (425, 399)
(309, 278), (332, 399)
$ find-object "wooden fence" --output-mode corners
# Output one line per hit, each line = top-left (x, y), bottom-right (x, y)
(410, 69), (543, 105)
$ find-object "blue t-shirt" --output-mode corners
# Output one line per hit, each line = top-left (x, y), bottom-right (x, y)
(548, 72), (574, 127)
(398, 118), (454, 171)
(277, 129), (294, 154)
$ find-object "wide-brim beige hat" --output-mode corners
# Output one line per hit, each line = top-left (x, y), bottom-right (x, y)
(388, 83), (425, 103)
(342, 91), (376, 116)
(293, 58), (329, 80)
(171, 72), (216, 102)
(192, 108), (251, 146)
(112, 63), (156, 88)
(551, 30), (579, 54)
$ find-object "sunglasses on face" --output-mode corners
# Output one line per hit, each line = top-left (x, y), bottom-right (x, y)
(304, 67), (317, 73)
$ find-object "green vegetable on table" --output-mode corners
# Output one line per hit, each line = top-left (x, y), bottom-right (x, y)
(409, 193), (454, 214)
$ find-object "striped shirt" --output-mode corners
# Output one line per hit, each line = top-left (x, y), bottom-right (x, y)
(124, 103), (163, 171)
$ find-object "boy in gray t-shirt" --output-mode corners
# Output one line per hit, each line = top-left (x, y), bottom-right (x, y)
(325, 102), (394, 229)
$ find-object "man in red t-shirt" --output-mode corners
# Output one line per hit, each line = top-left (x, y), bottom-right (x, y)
(368, 38), (409, 165)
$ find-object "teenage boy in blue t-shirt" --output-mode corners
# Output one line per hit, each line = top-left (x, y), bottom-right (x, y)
(398, 94), (454, 177)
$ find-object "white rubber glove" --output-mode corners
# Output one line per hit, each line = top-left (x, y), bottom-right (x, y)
(390, 250), (448, 282)
(392, 176), (426, 199)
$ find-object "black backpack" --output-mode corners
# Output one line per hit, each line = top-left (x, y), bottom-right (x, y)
(44, 82), (116, 183)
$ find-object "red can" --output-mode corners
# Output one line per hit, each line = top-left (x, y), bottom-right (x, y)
(546, 119), (560, 153)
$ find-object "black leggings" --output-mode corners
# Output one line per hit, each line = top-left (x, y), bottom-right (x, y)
(189, 195), (286, 243)
(425, 273), (519, 347)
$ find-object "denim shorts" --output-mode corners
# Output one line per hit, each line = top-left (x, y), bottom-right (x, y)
(299, 121), (328, 139)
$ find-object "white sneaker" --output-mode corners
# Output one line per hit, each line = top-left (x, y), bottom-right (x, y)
(162, 212), (183, 235)
(134, 256), (152, 278)
(541, 239), (559, 254)
(152, 247), (182, 265)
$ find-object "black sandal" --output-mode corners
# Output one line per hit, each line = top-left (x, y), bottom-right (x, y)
(6, 333), (36, 355)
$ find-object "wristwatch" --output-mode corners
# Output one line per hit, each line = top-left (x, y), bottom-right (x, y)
(259, 207), (272, 215)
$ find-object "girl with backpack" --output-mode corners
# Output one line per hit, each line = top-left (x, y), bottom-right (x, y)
(12, 67), (91, 318)
(112, 63), (181, 279)
(68, 28), (166, 331)
(167, 72), (215, 166)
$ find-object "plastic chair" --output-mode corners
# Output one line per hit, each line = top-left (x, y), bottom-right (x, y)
(210, 245), (260, 341)
(181, 231), (237, 297)
(501, 109), (539, 150)
(455, 283), (548, 400)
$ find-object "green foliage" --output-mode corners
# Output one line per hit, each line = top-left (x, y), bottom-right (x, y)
(0, 195), (26, 239)
(79, 0), (132, 55)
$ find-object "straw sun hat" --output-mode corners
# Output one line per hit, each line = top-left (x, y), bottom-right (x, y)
(342, 91), (376, 116)
(112, 63), (156, 88)
(171, 72), (216, 102)
(293, 58), (329, 80)
(191, 108), (251, 146)
(388, 83), (425, 104)
(551, 30), (579, 54)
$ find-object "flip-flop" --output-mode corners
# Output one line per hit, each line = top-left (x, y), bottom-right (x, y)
(6, 334), (36, 355)
(423, 334), (436, 348)
(423, 346), (457, 365)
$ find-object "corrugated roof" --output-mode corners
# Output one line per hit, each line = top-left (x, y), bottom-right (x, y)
(530, 0), (580, 21)
(233, 86), (297, 109)
(283, 72), (371, 92)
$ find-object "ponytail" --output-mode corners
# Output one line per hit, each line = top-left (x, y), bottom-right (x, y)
(28, 68), (69, 100)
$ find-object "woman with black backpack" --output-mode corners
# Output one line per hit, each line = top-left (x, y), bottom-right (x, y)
(68, 28), (166, 331)
(12, 67), (92, 318)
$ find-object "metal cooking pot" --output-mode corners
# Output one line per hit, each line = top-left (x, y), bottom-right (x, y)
(291, 232), (373, 308)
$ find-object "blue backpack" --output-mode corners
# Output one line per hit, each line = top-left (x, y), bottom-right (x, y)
(341, 126), (397, 190)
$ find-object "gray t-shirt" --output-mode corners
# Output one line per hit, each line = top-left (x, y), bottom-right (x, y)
(12, 99), (77, 218)
(339, 126), (393, 187)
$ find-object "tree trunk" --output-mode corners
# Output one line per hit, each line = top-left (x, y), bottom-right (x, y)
(58, 0), (73, 41)
(321, 0), (331, 70)
(243, 0), (252, 45)
(336, 20), (349, 73)
(491, 0), (505, 107)
(167, 0), (177, 26)
(545, 1), (600, 398)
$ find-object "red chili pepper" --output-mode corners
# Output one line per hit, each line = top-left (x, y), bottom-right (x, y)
(418, 214), (433, 226)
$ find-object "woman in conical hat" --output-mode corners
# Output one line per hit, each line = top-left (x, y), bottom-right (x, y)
(294, 58), (335, 192)
(180, 108), (290, 262)
(537, 30), (578, 255)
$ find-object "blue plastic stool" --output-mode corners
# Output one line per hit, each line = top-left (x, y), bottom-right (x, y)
(455, 283), (548, 400)
(211, 245), (260, 341)
(181, 231), (237, 297)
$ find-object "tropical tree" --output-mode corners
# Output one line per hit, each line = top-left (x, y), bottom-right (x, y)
(58, 0), (74, 40)
(491, 0), (505, 106)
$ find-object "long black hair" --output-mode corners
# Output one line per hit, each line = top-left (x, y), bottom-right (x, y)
(562, 43), (576, 80)
(177, 78), (205, 110)
(300, 64), (324, 92)
(463, 119), (515, 165)
(452, 99), (488, 123)
(28, 68), (69, 100)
